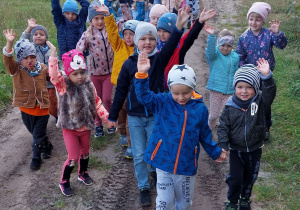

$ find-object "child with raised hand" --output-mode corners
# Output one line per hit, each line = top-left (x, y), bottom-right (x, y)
(95, 3), (140, 159)
(76, 0), (115, 138)
(51, 0), (89, 59)
(218, 58), (276, 210)
(47, 41), (116, 197)
(2, 29), (51, 171)
(21, 18), (59, 126)
(135, 52), (227, 209)
(236, 2), (287, 140)
(108, 6), (191, 206)
(204, 26), (239, 130)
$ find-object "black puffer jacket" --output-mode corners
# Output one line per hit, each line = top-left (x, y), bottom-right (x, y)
(218, 74), (276, 152)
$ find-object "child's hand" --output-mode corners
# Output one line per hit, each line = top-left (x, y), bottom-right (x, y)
(269, 19), (280, 34)
(199, 8), (216, 24)
(176, 5), (191, 30)
(256, 58), (270, 76)
(215, 149), (227, 163)
(3, 29), (16, 43)
(137, 51), (150, 73)
(95, 4), (110, 16)
(175, 0), (184, 11)
(106, 120), (117, 129)
(203, 25), (214, 35)
(46, 41), (57, 57)
(27, 18), (38, 31)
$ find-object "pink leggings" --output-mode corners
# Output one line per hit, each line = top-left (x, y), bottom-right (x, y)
(208, 91), (231, 130)
(90, 74), (113, 127)
(60, 129), (91, 182)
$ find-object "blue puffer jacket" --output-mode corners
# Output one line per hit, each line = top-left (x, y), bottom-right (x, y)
(51, 0), (89, 59)
(205, 34), (239, 94)
(135, 76), (222, 176)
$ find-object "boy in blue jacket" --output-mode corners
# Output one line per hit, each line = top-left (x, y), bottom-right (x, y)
(134, 52), (227, 209)
(51, 0), (89, 59)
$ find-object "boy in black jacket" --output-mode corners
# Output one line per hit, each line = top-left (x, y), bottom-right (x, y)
(218, 58), (276, 210)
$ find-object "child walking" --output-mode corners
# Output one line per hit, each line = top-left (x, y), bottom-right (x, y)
(47, 42), (115, 197)
(3, 29), (51, 170)
(108, 6), (191, 206)
(76, 0), (115, 137)
(135, 52), (227, 209)
(236, 2), (287, 140)
(204, 26), (239, 130)
(51, 0), (89, 59)
(218, 58), (276, 210)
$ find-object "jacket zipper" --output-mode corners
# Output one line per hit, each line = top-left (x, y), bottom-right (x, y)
(244, 111), (249, 152)
(151, 139), (162, 160)
(100, 31), (111, 73)
(194, 146), (197, 167)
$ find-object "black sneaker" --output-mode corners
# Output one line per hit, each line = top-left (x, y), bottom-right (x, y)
(225, 201), (238, 210)
(239, 197), (251, 210)
(107, 126), (117, 134)
(30, 158), (42, 170)
(150, 171), (157, 188)
(42, 142), (54, 159)
(78, 172), (94, 185)
(95, 126), (104, 137)
(140, 188), (151, 206)
(59, 180), (73, 197)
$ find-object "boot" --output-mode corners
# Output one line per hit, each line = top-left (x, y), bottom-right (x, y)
(78, 157), (94, 185)
(42, 140), (54, 159)
(59, 165), (74, 196)
(30, 143), (43, 170)
(150, 171), (157, 188)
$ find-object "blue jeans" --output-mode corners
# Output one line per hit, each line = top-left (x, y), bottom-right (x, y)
(128, 115), (155, 190)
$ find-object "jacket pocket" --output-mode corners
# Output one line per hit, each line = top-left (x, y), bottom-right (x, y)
(38, 89), (49, 105)
(151, 139), (162, 161)
(15, 89), (30, 105)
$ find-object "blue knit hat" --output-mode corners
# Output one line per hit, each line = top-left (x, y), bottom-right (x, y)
(122, 20), (140, 35)
(14, 39), (36, 63)
(88, 0), (105, 22)
(157, 12), (177, 34)
(233, 64), (260, 93)
(62, 0), (79, 15)
(30, 25), (48, 41)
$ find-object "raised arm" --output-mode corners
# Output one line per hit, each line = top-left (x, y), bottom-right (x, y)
(269, 20), (288, 49)
(51, 0), (64, 26)
(78, 0), (90, 20)
(204, 25), (217, 62)
(2, 29), (19, 75)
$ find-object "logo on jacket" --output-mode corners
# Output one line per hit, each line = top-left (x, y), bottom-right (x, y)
(251, 102), (258, 116)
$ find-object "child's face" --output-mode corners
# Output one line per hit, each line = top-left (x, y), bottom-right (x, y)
(64, 12), (77, 22)
(20, 55), (37, 69)
(150, 16), (160, 27)
(235, 81), (255, 101)
(69, 69), (87, 84)
(158, 29), (170, 42)
(32, 29), (47, 46)
(91, 15), (105, 30)
(170, 84), (193, 106)
(248, 13), (264, 35)
(137, 34), (157, 54)
(123, 30), (135, 46)
(218, 43), (232, 56)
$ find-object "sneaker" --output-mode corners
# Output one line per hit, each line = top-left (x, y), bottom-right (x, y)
(30, 158), (42, 170)
(59, 180), (73, 197)
(120, 135), (128, 147)
(140, 188), (151, 206)
(239, 197), (251, 210)
(124, 146), (133, 159)
(42, 142), (54, 159)
(150, 171), (157, 188)
(225, 201), (238, 210)
(107, 126), (117, 134)
(78, 172), (94, 186)
(95, 126), (104, 137)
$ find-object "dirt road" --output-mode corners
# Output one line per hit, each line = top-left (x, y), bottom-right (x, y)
(0, 0), (240, 209)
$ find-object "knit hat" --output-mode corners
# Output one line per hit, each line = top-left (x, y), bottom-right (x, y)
(122, 20), (140, 35)
(233, 64), (260, 93)
(134, 22), (158, 46)
(14, 39), (36, 63)
(168, 64), (196, 90)
(62, 49), (87, 76)
(247, 2), (271, 23)
(88, 0), (105, 22)
(149, 4), (169, 18)
(157, 12), (177, 33)
(62, 0), (79, 15)
(30, 25), (48, 41)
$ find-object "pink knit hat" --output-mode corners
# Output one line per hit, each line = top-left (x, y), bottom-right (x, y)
(247, 2), (271, 23)
(149, 4), (169, 18)
(62, 49), (86, 76)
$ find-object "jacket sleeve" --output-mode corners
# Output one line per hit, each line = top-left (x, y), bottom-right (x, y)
(261, 71), (276, 109)
(76, 30), (88, 53)
(205, 34), (217, 62)
(20, 31), (31, 40)
(94, 86), (109, 122)
(2, 47), (19, 76)
(51, 0), (64, 27)
(199, 106), (222, 160)
(136, 1), (145, 21)
(271, 31), (288, 49)
(105, 14), (123, 52)
(78, 0), (90, 21)
(48, 56), (67, 95)
(236, 36), (247, 67)
(217, 107), (231, 150)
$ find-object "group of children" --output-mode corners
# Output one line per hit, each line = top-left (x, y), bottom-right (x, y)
(2, 0), (287, 209)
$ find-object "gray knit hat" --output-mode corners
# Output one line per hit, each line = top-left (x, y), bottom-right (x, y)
(88, 0), (105, 22)
(233, 64), (260, 93)
(14, 39), (36, 63)
(134, 22), (158, 46)
(30, 25), (48, 41)
(168, 64), (196, 89)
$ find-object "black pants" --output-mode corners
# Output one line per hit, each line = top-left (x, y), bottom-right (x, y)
(226, 149), (262, 204)
(21, 111), (49, 158)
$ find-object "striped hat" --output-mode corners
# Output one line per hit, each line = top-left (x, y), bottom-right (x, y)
(233, 64), (260, 93)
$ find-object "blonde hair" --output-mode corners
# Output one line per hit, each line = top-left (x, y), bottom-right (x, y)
(218, 29), (235, 38)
